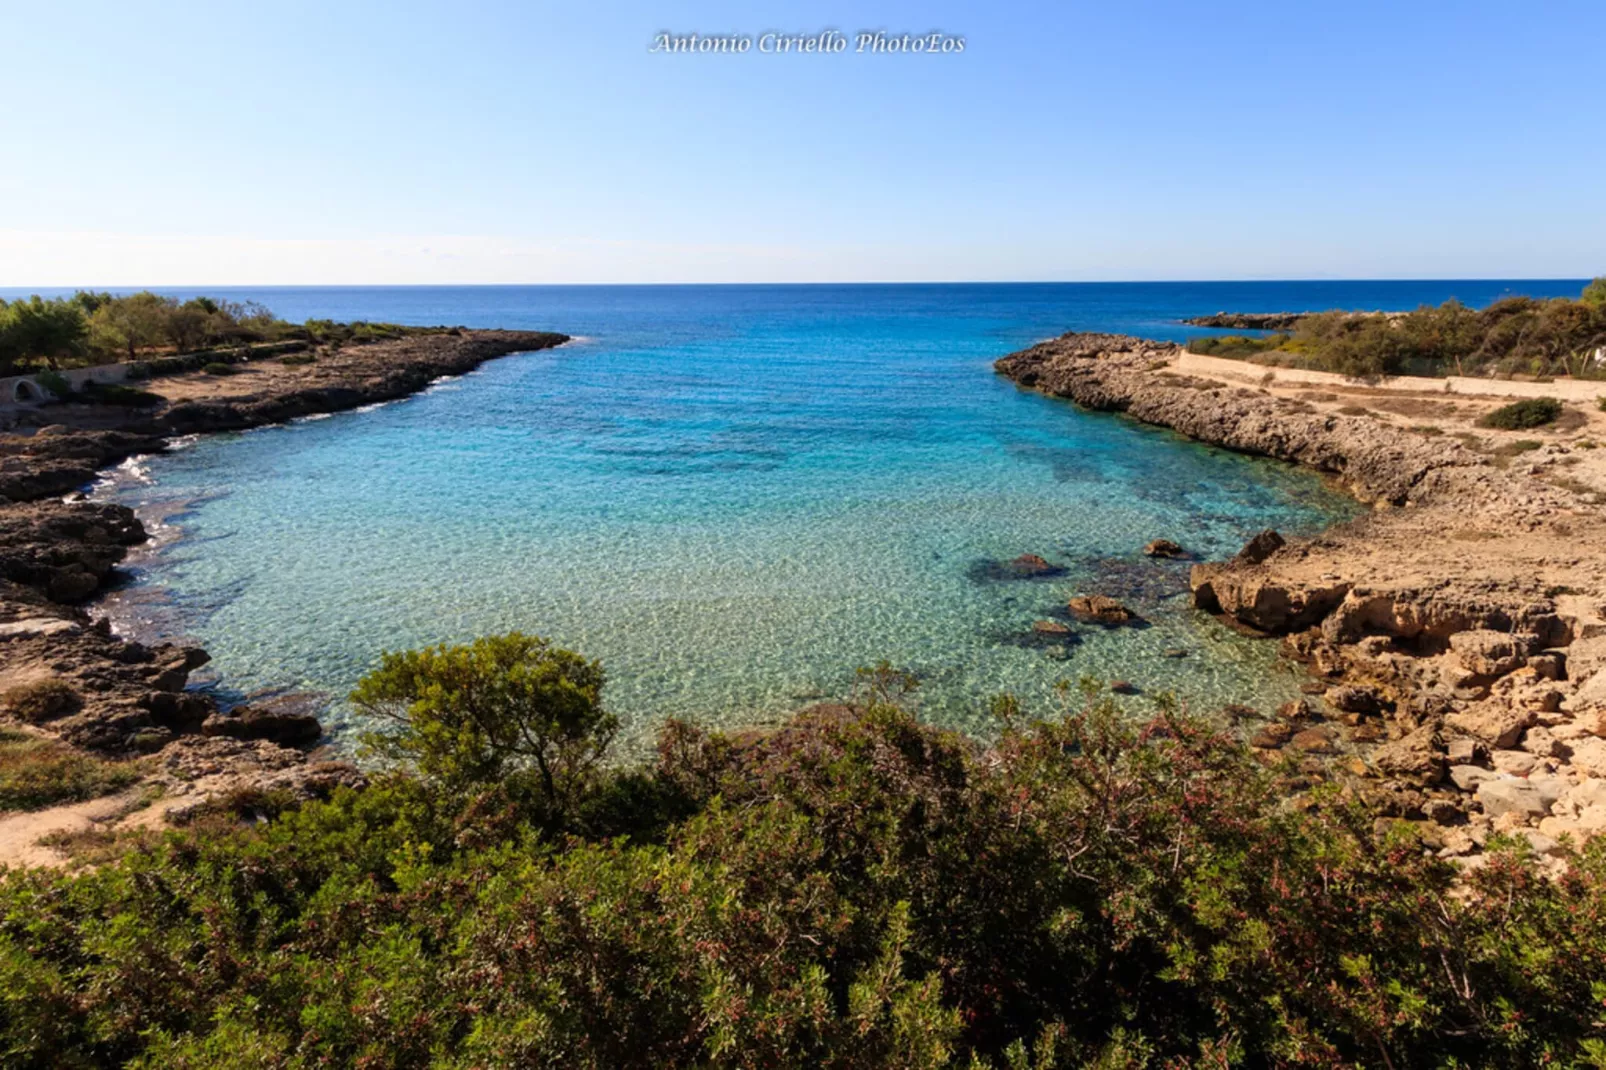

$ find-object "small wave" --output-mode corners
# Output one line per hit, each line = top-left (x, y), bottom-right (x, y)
(354, 400), (392, 414)
(294, 412), (334, 423)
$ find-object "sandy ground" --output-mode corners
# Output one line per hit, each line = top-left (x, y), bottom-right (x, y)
(1174, 352), (1606, 499)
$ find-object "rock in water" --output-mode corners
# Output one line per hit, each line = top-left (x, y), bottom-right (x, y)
(1008, 553), (1063, 577)
(1067, 594), (1139, 626)
(1143, 538), (1186, 559)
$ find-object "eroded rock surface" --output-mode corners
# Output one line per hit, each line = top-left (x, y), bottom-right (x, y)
(997, 332), (1606, 868)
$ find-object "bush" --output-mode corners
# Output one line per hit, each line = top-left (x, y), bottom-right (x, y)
(1477, 396), (1563, 430)
(32, 369), (72, 400)
(279, 352), (317, 366)
(1, 679), (81, 723)
(81, 382), (163, 407)
(1184, 333), (1289, 359)
(201, 361), (240, 376)
(3, 651), (1606, 1065)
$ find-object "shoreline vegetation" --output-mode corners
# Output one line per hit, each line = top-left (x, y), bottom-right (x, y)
(4, 291), (1606, 1062)
(0, 290), (457, 379)
(1184, 277), (1606, 380)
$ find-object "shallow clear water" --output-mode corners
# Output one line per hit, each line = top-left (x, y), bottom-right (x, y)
(90, 282), (1582, 744)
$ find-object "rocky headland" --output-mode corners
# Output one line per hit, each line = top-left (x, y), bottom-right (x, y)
(997, 331), (1606, 868)
(0, 329), (568, 848)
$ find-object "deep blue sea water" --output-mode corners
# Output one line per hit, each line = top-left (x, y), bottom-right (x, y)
(79, 280), (1587, 744)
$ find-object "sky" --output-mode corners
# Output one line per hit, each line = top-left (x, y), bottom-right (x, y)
(2, 0), (1603, 285)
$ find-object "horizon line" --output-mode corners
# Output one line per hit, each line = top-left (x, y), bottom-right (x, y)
(0, 276), (1594, 292)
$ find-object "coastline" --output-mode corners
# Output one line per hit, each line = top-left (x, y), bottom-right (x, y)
(7, 319), (1606, 868)
(996, 332), (1606, 864)
(0, 329), (568, 854)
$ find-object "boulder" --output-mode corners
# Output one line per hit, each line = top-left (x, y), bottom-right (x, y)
(1142, 539), (1186, 559)
(1520, 725), (1567, 759)
(1568, 736), (1606, 777)
(201, 704), (323, 746)
(1448, 630), (1541, 677)
(1250, 722), (1294, 748)
(1327, 685), (1390, 717)
(1290, 727), (1336, 754)
(1031, 619), (1071, 636)
(1476, 778), (1550, 820)
(1067, 595), (1139, 626)
(1234, 529), (1285, 565)
(1489, 749), (1538, 777)
(1449, 764), (1499, 791)
(1446, 738), (1483, 765)
(1446, 703), (1537, 750)
(1370, 723), (1444, 784)
(1109, 680), (1139, 695)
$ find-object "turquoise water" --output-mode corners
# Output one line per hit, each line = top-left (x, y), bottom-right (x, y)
(90, 282), (1578, 745)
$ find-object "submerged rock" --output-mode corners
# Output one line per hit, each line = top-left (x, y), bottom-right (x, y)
(1067, 594), (1140, 626)
(1142, 538), (1187, 559)
(969, 554), (1066, 582)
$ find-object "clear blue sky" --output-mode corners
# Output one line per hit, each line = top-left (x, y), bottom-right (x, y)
(3, 0), (1602, 285)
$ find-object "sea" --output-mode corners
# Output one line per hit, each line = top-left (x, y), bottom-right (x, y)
(48, 279), (1584, 746)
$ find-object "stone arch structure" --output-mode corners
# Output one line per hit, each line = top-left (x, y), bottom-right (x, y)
(10, 378), (41, 404)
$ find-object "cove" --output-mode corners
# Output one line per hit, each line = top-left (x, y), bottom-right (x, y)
(98, 282), (1536, 744)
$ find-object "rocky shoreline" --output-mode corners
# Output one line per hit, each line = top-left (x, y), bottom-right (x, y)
(0, 329), (568, 827)
(997, 332), (1606, 867)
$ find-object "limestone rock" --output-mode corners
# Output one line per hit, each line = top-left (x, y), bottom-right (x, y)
(1476, 778), (1550, 820)
(1568, 736), (1606, 777)
(1370, 724), (1444, 784)
(1446, 703), (1537, 750)
(1290, 726), (1336, 754)
(1449, 630), (1542, 677)
(1489, 749), (1538, 777)
(1234, 529), (1285, 566)
(1449, 764), (1498, 791)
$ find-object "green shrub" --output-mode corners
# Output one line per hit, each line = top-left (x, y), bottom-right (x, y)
(1477, 396), (1563, 429)
(3, 648), (1606, 1065)
(1, 679), (81, 723)
(1185, 333), (1288, 359)
(279, 352), (316, 366)
(201, 361), (240, 376)
(32, 369), (72, 400)
(81, 382), (163, 407)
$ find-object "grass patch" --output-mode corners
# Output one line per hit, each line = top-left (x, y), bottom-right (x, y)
(279, 352), (317, 366)
(0, 729), (143, 812)
(1, 679), (81, 723)
(1411, 425), (1443, 436)
(1477, 397), (1562, 430)
(201, 362), (241, 376)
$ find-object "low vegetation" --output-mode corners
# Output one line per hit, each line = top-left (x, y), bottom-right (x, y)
(0, 728), (142, 811)
(1, 679), (81, 723)
(0, 290), (430, 378)
(1477, 396), (1564, 430)
(1, 634), (1604, 1066)
(1186, 278), (1606, 380)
